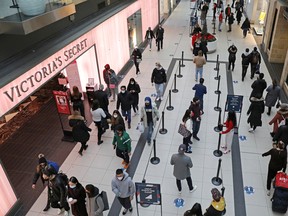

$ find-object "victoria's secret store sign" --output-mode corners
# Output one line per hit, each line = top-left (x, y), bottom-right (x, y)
(0, 36), (93, 117)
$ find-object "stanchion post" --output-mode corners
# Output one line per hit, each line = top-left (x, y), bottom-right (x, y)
(213, 133), (223, 157)
(211, 158), (223, 186)
(159, 111), (168, 134)
(177, 60), (183, 78)
(214, 54), (219, 71)
(214, 75), (221, 94)
(180, 51), (185, 67)
(172, 74), (179, 93)
(221, 187), (225, 197)
(214, 89), (222, 111)
(166, 90), (174, 111)
(212, 19), (216, 35)
(214, 109), (222, 132)
(150, 139), (160, 165)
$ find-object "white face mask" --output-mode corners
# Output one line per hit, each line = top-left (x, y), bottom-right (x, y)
(113, 114), (118, 118)
(117, 176), (123, 181)
(121, 90), (125, 94)
(131, 82), (134, 85)
(69, 185), (76, 189)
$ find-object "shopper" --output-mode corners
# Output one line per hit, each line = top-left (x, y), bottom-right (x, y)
(262, 141), (287, 196)
(192, 78), (207, 111)
(241, 48), (250, 81)
(110, 110), (126, 132)
(236, 8), (242, 25)
(127, 78), (141, 116)
(193, 50), (206, 82)
(184, 203), (203, 216)
(247, 96), (265, 132)
(145, 27), (155, 51)
(93, 84), (109, 113)
(250, 73), (267, 99)
(85, 184), (104, 216)
(42, 168), (70, 216)
(241, 17), (251, 38)
(265, 79), (281, 115)
(189, 97), (203, 141)
(67, 176), (88, 216)
(225, 4), (231, 23)
(200, 3), (209, 25)
(132, 46), (142, 76)
(112, 125), (132, 169)
(151, 62), (167, 101)
(273, 118), (288, 147)
(218, 10), (223, 31)
(204, 188), (226, 216)
(181, 109), (193, 153)
(103, 64), (111, 96)
(69, 110), (91, 155)
(228, 44), (238, 71)
(192, 23), (202, 35)
(220, 111), (237, 154)
(170, 144), (197, 194)
(117, 85), (133, 129)
(71, 86), (85, 118)
(91, 100), (106, 145)
(249, 47), (261, 79)
(108, 67), (119, 102)
(156, 25), (164, 51)
(200, 35), (208, 60)
(111, 169), (135, 215)
(227, 13), (235, 32)
(269, 104), (288, 137)
(140, 97), (160, 145)
(193, 37), (202, 56)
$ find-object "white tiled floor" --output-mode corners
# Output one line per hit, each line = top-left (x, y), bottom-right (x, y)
(27, 0), (285, 215)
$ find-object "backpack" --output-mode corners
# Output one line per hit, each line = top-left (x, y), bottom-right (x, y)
(47, 160), (60, 173)
(58, 172), (69, 186)
(251, 53), (259, 64)
(98, 191), (109, 211)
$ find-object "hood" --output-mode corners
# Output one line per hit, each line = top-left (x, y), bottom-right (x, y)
(244, 51), (249, 56)
(211, 197), (225, 211)
(104, 64), (110, 70)
(144, 97), (152, 109)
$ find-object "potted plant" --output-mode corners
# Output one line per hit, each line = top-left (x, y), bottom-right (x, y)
(17, 0), (47, 16)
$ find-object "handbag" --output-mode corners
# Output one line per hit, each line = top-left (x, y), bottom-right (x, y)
(178, 123), (191, 138)
(276, 100), (281, 109)
(136, 122), (145, 133)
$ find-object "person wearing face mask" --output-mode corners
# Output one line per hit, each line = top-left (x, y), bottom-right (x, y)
(189, 97), (203, 141)
(117, 86), (133, 129)
(111, 110), (126, 132)
(67, 176), (88, 216)
(111, 169), (135, 215)
(85, 184), (105, 216)
(140, 97), (160, 145)
(241, 48), (250, 81)
(151, 62), (166, 101)
(127, 78), (141, 116)
(112, 125), (132, 169)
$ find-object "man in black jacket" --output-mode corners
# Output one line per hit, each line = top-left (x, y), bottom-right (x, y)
(250, 73), (267, 99)
(43, 168), (70, 216)
(117, 86), (133, 129)
(93, 84), (109, 113)
(249, 47), (261, 79)
(156, 25), (164, 51)
(273, 118), (288, 148)
(189, 97), (203, 141)
(151, 62), (166, 101)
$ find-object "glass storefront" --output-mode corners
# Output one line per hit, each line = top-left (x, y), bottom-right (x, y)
(127, 10), (143, 55)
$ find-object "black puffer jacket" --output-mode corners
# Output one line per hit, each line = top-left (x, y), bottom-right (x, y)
(116, 91), (133, 111)
(49, 174), (68, 206)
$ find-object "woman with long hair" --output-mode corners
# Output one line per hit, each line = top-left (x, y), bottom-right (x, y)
(110, 110), (125, 132)
(85, 184), (104, 216)
(127, 78), (141, 115)
(90, 100), (106, 145)
(181, 109), (193, 153)
(71, 86), (85, 118)
(265, 79), (281, 116)
(220, 111), (237, 154)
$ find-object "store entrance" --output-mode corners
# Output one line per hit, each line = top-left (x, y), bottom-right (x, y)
(127, 10), (143, 55)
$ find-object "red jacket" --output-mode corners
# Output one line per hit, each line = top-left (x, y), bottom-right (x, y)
(221, 120), (234, 134)
(219, 13), (223, 22)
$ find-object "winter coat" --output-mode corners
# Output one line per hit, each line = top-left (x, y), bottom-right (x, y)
(68, 183), (88, 216)
(262, 148), (287, 172)
(269, 107), (288, 133)
(116, 91), (133, 111)
(273, 124), (288, 146)
(92, 90), (109, 111)
(127, 83), (141, 105)
(109, 69), (118, 85)
(111, 172), (135, 198)
(156, 27), (164, 39)
(250, 78), (267, 99)
(70, 119), (91, 143)
(265, 85), (281, 107)
(151, 67), (166, 84)
(200, 39), (208, 53)
(236, 10), (242, 22)
(193, 55), (206, 68)
(49, 174), (68, 207)
(204, 197), (226, 216)
(86, 188), (104, 216)
(249, 51), (261, 65)
(193, 83), (207, 100)
(145, 30), (155, 39)
(228, 14), (235, 25)
(170, 153), (193, 180)
(241, 19), (251, 30)
(228, 45), (237, 62)
(247, 97), (265, 127)
(111, 116), (126, 131)
(241, 52), (250, 66)
(140, 103), (160, 128)
(112, 131), (131, 153)
(132, 49), (142, 63)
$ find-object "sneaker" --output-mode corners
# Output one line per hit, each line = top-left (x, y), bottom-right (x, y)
(160, 97), (163, 101)
(57, 208), (65, 215)
(267, 190), (271, 196)
(188, 140), (193, 144)
(43, 205), (50, 211)
(248, 128), (254, 132)
(270, 132), (275, 137)
(193, 136), (200, 141)
(122, 209), (128, 215)
(190, 185), (198, 193)
(128, 124), (131, 129)
(147, 141), (151, 145)
(64, 211), (69, 216)
(84, 145), (88, 150)
(129, 207), (133, 212)
(78, 151), (83, 156)
(221, 145), (226, 149)
(125, 116), (128, 121)
(98, 140), (103, 145)
(178, 191), (182, 195)
(223, 149), (231, 154)
(185, 149), (192, 154)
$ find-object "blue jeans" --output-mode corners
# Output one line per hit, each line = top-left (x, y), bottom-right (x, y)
(147, 39), (152, 49)
(192, 119), (201, 137)
(154, 83), (164, 98)
(121, 109), (131, 124)
(147, 122), (154, 143)
(195, 67), (203, 81)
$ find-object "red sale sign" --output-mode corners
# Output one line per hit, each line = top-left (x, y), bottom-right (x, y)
(53, 91), (71, 115)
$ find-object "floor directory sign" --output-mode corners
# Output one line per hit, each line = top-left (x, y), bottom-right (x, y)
(135, 183), (161, 205)
(225, 95), (243, 113)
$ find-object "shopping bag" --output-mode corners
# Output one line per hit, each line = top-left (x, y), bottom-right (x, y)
(275, 172), (288, 189)
(178, 124), (191, 138)
(136, 122), (145, 133)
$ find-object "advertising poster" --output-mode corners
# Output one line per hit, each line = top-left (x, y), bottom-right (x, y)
(53, 91), (71, 115)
